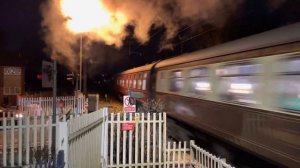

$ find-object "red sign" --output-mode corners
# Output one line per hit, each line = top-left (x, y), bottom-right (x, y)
(121, 123), (135, 131)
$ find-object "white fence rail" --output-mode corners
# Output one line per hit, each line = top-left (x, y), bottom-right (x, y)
(0, 115), (65, 167)
(17, 95), (86, 117)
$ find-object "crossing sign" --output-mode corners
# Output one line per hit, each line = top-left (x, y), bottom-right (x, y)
(123, 95), (136, 112)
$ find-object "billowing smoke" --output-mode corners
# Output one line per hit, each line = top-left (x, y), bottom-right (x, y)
(40, 0), (242, 70)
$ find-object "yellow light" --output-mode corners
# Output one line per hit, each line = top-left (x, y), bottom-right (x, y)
(229, 83), (253, 94)
(60, 0), (110, 33)
(59, 0), (128, 46)
(195, 82), (211, 91)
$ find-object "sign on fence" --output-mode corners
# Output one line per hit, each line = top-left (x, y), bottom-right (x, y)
(121, 123), (135, 131)
(123, 95), (136, 112)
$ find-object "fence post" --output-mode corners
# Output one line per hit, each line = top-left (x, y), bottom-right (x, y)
(57, 121), (68, 167)
(190, 140), (195, 166)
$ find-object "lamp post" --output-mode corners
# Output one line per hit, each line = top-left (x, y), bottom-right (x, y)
(79, 35), (83, 92)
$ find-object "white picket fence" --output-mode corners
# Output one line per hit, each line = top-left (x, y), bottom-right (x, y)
(102, 112), (167, 167)
(100, 111), (235, 168)
(0, 114), (66, 167)
(17, 95), (86, 117)
(0, 108), (235, 167)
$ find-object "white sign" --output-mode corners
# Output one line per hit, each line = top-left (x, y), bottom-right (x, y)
(123, 95), (136, 113)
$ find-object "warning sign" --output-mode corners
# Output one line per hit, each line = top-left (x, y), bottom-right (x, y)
(123, 95), (136, 113)
(121, 123), (135, 131)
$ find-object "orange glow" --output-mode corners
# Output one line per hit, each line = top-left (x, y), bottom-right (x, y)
(59, 0), (128, 46)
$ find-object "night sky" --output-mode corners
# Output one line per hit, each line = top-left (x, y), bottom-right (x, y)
(1, 0), (300, 92)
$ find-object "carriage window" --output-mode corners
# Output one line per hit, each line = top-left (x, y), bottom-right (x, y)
(190, 78), (210, 96)
(219, 76), (259, 104)
(276, 57), (300, 112)
(218, 63), (261, 104)
(129, 80), (132, 88)
(216, 64), (261, 76)
(142, 80), (146, 90)
(190, 68), (209, 77)
(280, 57), (300, 73)
(142, 72), (147, 90)
(137, 80), (142, 89)
(188, 68), (210, 96)
(133, 80), (137, 88)
(276, 76), (300, 112)
(169, 71), (184, 92)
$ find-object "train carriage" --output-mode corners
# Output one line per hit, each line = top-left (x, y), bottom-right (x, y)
(116, 23), (300, 167)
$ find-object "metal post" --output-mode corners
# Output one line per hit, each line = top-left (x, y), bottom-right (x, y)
(83, 54), (87, 95)
(52, 60), (57, 167)
(79, 36), (83, 92)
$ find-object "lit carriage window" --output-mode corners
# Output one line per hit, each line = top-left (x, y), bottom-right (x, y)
(133, 79), (137, 88)
(218, 63), (261, 105)
(142, 73), (147, 90)
(189, 68), (210, 96)
(137, 74), (142, 89)
(276, 76), (300, 112)
(276, 57), (300, 112)
(129, 80), (132, 88)
(137, 80), (142, 89)
(279, 57), (300, 73)
(169, 70), (184, 92)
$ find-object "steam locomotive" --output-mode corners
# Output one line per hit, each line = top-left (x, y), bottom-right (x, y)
(116, 23), (300, 167)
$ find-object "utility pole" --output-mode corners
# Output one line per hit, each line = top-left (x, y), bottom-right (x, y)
(79, 36), (83, 92)
(83, 55), (87, 94)
(52, 60), (57, 167)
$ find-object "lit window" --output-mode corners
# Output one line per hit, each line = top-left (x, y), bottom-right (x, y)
(138, 80), (142, 89)
(129, 80), (132, 88)
(218, 63), (261, 104)
(133, 80), (137, 88)
(169, 71), (184, 92)
(189, 68), (210, 96)
(276, 57), (300, 112)
(142, 80), (147, 90)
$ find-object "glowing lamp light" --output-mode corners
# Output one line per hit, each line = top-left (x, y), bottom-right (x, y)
(229, 83), (253, 94)
(195, 82), (211, 91)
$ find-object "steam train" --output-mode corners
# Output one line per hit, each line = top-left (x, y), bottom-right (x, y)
(116, 23), (300, 167)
